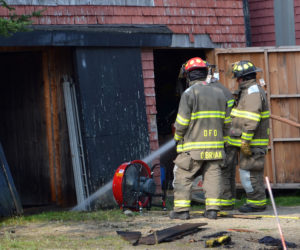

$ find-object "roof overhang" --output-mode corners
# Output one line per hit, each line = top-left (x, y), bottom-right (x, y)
(0, 25), (172, 47)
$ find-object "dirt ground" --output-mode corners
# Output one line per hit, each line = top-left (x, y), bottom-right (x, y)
(1, 205), (300, 249)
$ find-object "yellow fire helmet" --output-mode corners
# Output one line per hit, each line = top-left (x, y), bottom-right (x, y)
(232, 60), (262, 78)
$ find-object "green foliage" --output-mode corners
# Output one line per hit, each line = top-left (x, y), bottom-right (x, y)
(236, 193), (300, 207)
(273, 195), (300, 206)
(0, 0), (44, 37)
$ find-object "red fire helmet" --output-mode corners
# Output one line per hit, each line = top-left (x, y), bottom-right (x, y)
(184, 57), (208, 72)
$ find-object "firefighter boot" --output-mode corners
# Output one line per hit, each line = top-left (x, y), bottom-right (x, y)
(204, 210), (218, 220)
(238, 204), (266, 213)
(169, 211), (190, 220)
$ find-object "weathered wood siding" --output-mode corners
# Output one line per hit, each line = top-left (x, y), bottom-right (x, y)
(248, 0), (275, 46)
(74, 47), (150, 192)
(1, 0), (246, 48)
(44, 47), (76, 206)
(216, 47), (300, 188)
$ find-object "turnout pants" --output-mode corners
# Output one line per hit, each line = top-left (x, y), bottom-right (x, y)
(173, 152), (223, 212)
(220, 146), (238, 208)
(239, 147), (267, 209)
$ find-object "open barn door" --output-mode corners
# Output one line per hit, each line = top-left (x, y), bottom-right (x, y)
(0, 52), (51, 206)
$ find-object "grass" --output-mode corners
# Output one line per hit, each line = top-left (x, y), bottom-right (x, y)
(0, 233), (125, 249)
(237, 190), (300, 207)
(270, 193), (300, 206)
(0, 209), (133, 249)
(0, 191), (299, 249)
(0, 209), (131, 227)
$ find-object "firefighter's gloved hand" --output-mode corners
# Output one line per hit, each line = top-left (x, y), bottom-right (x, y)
(241, 140), (252, 156)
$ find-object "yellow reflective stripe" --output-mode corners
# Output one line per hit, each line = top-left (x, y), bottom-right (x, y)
(247, 199), (267, 206)
(174, 133), (183, 141)
(174, 200), (191, 207)
(176, 114), (190, 126)
(227, 99), (235, 108)
(228, 137), (242, 147)
(176, 143), (184, 152)
(231, 108), (261, 122)
(241, 132), (254, 141)
(250, 139), (269, 146)
(220, 199), (233, 206)
(220, 198), (236, 206)
(223, 136), (229, 143)
(180, 141), (224, 151)
(191, 110), (226, 119)
(206, 198), (222, 206)
(261, 111), (270, 118)
(228, 137), (269, 147)
(224, 117), (232, 124)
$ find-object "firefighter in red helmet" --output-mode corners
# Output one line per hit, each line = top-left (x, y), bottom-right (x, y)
(169, 57), (230, 220)
(227, 60), (270, 212)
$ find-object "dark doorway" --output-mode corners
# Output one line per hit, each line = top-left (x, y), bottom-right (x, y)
(153, 49), (208, 187)
(0, 52), (51, 206)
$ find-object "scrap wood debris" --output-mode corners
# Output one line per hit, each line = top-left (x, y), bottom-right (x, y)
(190, 211), (262, 219)
(227, 228), (257, 233)
(116, 222), (207, 245)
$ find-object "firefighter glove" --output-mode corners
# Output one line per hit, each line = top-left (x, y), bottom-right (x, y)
(241, 140), (252, 156)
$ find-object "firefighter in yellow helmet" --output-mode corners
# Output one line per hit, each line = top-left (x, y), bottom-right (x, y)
(228, 60), (270, 212)
(169, 57), (230, 220)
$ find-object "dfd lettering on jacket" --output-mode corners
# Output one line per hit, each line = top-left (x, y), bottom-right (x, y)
(203, 129), (218, 137)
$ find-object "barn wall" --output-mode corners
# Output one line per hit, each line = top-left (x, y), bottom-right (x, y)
(141, 48), (161, 190)
(0, 1), (247, 181)
(2, 1), (246, 48)
(248, 0), (276, 46)
(0, 1), (250, 202)
(249, 0), (300, 47)
(294, 0), (300, 44)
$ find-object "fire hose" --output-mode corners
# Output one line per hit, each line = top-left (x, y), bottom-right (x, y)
(270, 114), (300, 128)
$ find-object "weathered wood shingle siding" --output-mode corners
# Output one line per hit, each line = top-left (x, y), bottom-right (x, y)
(248, 0), (275, 46)
(3, 0), (246, 47)
(294, 0), (300, 44)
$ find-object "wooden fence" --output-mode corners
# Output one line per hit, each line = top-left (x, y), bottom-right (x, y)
(215, 47), (300, 188)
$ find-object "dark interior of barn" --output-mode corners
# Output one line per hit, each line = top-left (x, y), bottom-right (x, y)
(0, 51), (76, 212)
(153, 49), (208, 188)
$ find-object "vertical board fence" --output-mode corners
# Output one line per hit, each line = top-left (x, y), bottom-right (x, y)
(215, 47), (300, 188)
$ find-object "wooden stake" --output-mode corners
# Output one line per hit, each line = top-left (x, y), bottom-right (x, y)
(265, 176), (287, 250)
